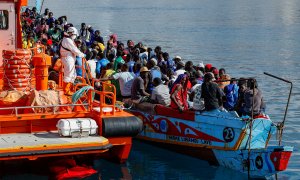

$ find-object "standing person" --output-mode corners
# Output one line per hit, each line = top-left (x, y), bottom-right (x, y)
(201, 73), (224, 111)
(243, 79), (265, 116)
(170, 74), (189, 112)
(60, 27), (85, 95)
(151, 78), (171, 106)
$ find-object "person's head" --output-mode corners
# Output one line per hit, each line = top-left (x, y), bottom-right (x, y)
(173, 56), (182, 64)
(177, 74), (188, 86)
(162, 52), (169, 60)
(49, 12), (53, 18)
(195, 70), (203, 79)
(205, 64), (212, 72)
(127, 40), (134, 48)
(134, 63), (142, 73)
(40, 18), (45, 25)
(219, 68), (226, 77)
(32, 7), (37, 12)
(153, 77), (162, 87)
(95, 30), (100, 37)
(154, 46), (161, 54)
(81, 23), (86, 29)
(67, 27), (79, 40)
(176, 61), (185, 70)
(49, 21), (55, 28)
(247, 78), (258, 89)
(185, 61), (193, 71)
(148, 58), (157, 69)
(204, 72), (214, 83)
(121, 63), (129, 72)
(106, 62), (113, 70)
(107, 53), (115, 62)
(140, 67), (150, 78)
(211, 67), (219, 79)
(97, 52), (105, 60)
(44, 8), (49, 15)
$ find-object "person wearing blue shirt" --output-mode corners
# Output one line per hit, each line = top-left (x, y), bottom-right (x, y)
(96, 52), (109, 77)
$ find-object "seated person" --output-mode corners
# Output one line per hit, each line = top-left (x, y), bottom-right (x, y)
(151, 78), (171, 106)
(131, 67), (151, 103)
(189, 79), (204, 111)
(201, 73), (224, 111)
(170, 74), (189, 112)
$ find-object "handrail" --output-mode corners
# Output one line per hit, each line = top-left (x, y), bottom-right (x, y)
(264, 72), (293, 146)
(0, 103), (89, 116)
(94, 89), (116, 116)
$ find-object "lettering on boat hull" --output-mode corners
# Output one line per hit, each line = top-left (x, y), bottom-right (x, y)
(167, 135), (212, 145)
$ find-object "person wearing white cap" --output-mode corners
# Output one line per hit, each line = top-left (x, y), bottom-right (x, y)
(60, 26), (85, 95)
(174, 60), (186, 80)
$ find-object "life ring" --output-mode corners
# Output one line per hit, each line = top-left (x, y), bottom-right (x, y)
(3, 82), (30, 88)
(4, 78), (31, 83)
(4, 73), (30, 79)
(3, 59), (31, 66)
(2, 86), (31, 91)
(4, 64), (30, 69)
(3, 55), (32, 61)
(4, 69), (31, 74)
(3, 49), (32, 56)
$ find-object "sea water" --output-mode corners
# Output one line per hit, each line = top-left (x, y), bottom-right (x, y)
(5, 0), (300, 179)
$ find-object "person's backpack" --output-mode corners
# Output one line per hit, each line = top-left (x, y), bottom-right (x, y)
(224, 84), (239, 110)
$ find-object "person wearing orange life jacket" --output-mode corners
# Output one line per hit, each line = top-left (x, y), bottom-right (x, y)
(60, 27), (85, 95)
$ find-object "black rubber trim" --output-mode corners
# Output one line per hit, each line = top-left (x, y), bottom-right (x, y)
(0, 143), (112, 158)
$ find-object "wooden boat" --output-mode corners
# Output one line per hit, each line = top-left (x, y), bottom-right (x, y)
(0, 0), (142, 164)
(128, 76), (293, 178)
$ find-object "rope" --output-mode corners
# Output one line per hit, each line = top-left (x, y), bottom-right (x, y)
(72, 85), (94, 104)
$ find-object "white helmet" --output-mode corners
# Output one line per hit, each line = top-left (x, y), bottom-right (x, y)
(67, 27), (79, 36)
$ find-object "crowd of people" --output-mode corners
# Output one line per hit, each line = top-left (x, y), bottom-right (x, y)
(20, 7), (266, 117)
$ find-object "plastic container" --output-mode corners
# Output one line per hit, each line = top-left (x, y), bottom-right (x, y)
(56, 118), (98, 137)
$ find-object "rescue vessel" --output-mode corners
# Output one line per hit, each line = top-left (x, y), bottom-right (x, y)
(0, 0), (142, 167)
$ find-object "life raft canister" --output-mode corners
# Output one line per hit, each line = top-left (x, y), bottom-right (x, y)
(102, 116), (143, 137)
(2, 49), (34, 91)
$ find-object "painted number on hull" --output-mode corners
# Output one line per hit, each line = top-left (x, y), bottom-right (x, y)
(223, 127), (235, 142)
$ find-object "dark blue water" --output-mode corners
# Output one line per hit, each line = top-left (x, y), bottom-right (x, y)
(12, 0), (300, 179)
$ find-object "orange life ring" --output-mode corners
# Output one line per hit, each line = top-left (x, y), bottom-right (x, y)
(4, 64), (30, 69)
(4, 69), (31, 74)
(3, 82), (30, 87)
(3, 55), (32, 61)
(2, 86), (31, 91)
(4, 78), (31, 83)
(4, 74), (30, 79)
(3, 49), (32, 56)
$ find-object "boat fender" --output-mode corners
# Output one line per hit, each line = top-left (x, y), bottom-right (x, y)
(102, 116), (143, 137)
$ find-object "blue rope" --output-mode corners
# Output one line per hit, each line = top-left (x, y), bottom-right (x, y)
(72, 85), (95, 104)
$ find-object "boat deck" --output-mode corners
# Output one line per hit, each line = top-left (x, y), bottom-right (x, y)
(0, 132), (112, 160)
